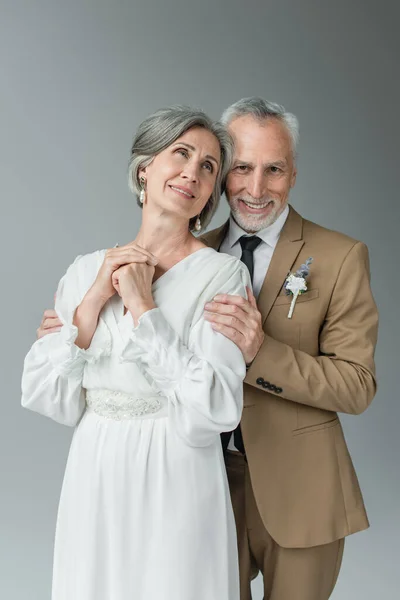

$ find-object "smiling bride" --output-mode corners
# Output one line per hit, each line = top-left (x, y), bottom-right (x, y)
(21, 106), (250, 600)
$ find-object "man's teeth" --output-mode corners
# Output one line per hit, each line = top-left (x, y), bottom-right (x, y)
(243, 201), (270, 209)
(171, 186), (192, 198)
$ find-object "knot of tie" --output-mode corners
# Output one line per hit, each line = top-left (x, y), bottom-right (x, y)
(239, 235), (262, 253)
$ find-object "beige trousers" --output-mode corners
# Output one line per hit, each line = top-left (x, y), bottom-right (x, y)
(225, 451), (345, 600)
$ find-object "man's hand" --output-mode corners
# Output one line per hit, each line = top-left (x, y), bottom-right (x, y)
(204, 286), (265, 364)
(37, 309), (62, 339)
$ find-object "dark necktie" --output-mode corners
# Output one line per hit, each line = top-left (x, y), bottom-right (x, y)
(222, 235), (262, 455)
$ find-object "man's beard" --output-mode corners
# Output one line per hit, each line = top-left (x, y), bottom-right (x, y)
(228, 194), (283, 233)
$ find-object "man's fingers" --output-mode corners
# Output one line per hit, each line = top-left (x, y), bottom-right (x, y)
(204, 310), (247, 332)
(246, 286), (258, 308)
(37, 326), (62, 339)
(210, 293), (253, 314)
(209, 322), (245, 345)
(43, 318), (62, 329)
(43, 309), (58, 319)
(204, 298), (252, 322)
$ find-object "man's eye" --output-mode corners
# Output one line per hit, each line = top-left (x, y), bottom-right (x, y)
(234, 165), (249, 173)
(270, 166), (281, 173)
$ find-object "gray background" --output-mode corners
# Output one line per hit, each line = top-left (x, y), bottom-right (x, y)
(1, 0), (399, 598)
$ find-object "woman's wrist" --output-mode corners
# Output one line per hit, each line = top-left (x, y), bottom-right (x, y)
(128, 300), (156, 326)
(72, 290), (107, 349)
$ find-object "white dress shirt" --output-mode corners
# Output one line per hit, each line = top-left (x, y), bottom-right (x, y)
(219, 205), (289, 298)
(219, 205), (289, 451)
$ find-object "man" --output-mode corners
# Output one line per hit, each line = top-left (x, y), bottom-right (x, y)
(199, 97), (378, 600)
(37, 97), (378, 600)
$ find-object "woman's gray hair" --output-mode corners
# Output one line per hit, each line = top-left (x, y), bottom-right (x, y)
(128, 105), (233, 232)
(221, 97), (299, 159)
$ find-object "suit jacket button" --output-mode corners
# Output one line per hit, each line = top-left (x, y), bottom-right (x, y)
(270, 384), (277, 392)
(262, 381), (271, 389)
(275, 387), (283, 394)
(256, 377), (264, 385)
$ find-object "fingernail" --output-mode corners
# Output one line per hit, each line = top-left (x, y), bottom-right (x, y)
(214, 295), (222, 301)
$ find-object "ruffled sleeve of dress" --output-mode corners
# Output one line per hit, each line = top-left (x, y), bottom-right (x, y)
(120, 258), (251, 447)
(21, 251), (111, 426)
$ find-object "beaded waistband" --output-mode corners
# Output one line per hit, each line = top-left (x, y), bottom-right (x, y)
(86, 389), (165, 420)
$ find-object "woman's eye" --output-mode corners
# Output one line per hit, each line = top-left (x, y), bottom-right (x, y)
(176, 148), (189, 158)
(203, 161), (213, 173)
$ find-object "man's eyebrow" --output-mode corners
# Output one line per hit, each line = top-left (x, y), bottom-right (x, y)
(233, 160), (254, 167)
(173, 142), (219, 166)
(266, 160), (287, 168)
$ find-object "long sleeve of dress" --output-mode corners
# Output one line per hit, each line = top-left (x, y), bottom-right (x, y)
(21, 253), (111, 426)
(120, 261), (250, 447)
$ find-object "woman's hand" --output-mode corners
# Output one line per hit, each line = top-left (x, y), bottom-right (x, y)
(90, 243), (158, 305)
(112, 262), (156, 324)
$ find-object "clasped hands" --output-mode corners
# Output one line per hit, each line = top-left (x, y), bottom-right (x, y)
(37, 243), (158, 338)
(37, 245), (265, 364)
(97, 242), (158, 322)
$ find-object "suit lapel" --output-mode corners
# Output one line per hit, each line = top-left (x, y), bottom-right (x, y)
(257, 206), (304, 325)
(202, 208), (305, 324)
(200, 221), (229, 250)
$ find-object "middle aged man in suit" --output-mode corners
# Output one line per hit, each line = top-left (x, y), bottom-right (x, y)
(37, 97), (378, 600)
(200, 97), (378, 600)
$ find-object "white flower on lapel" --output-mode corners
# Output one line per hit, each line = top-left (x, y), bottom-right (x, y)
(284, 257), (313, 319)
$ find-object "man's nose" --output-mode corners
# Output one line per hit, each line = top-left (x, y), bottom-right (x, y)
(247, 173), (266, 199)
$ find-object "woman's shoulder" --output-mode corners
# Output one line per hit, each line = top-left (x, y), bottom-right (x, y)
(66, 248), (106, 276)
(203, 248), (248, 277)
(195, 248), (250, 294)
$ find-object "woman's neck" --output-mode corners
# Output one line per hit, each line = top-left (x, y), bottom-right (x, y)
(135, 210), (202, 259)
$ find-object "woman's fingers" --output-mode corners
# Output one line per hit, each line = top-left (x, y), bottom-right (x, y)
(109, 244), (158, 266)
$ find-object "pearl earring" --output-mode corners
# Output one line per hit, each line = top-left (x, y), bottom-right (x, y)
(139, 177), (146, 204)
(195, 216), (201, 232)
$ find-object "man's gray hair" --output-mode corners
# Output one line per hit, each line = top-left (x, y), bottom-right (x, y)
(128, 105), (233, 232)
(221, 97), (299, 158)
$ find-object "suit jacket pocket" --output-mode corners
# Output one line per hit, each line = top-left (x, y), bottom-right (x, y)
(292, 416), (339, 437)
(273, 288), (319, 306)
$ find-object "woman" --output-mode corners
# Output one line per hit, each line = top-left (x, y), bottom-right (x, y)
(21, 106), (251, 600)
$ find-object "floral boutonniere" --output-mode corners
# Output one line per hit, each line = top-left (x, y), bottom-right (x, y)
(284, 257), (313, 319)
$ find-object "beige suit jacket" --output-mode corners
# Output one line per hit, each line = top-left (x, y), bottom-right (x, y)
(202, 206), (378, 548)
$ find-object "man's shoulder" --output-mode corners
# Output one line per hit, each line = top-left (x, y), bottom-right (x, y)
(199, 221), (229, 249)
(300, 214), (364, 257)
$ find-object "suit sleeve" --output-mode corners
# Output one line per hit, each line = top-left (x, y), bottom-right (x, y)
(245, 241), (379, 415)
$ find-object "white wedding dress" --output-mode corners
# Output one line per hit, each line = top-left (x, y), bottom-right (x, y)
(21, 247), (250, 600)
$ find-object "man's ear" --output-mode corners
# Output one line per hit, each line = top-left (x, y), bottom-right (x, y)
(290, 167), (297, 188)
